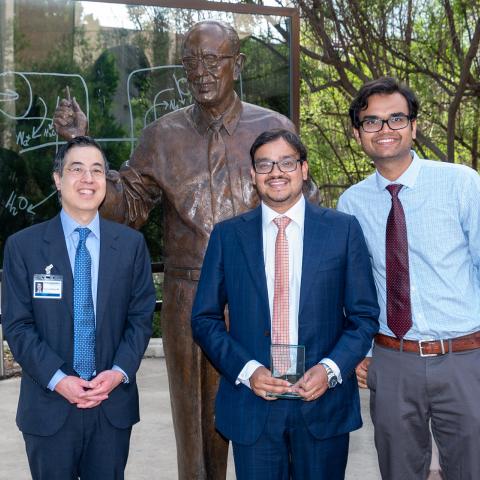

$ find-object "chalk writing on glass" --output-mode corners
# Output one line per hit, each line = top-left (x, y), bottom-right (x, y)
(4, 189), (57, 217)
(0, 71), (90, 154)
(126, 65), (192, 154)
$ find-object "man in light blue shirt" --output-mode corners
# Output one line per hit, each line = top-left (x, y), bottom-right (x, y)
(2, 136), (155, 479)
(337, 77), (480, 480)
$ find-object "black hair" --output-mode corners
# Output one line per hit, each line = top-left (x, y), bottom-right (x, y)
(53, 136), (109, 175)
(349, 77), (419, 129)
(250, 129), (307, 167)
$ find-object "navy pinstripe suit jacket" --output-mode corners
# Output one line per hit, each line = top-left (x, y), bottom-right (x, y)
(192, 200), (379, 445)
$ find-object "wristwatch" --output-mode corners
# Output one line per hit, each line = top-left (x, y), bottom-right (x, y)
(321, 363), (338, 389)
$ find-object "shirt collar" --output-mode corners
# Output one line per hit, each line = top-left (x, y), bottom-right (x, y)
(261, 195), (305, 231)
(375, 150), (422, 191)
(189, 92), (243, 137)
(60, 209), (100, 240)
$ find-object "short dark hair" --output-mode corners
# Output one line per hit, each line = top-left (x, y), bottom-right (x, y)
(349, 77), (419, 129)
(250, 129), (307, 166)
(53, 136), (109, 175)
(182, 20), (240, 56)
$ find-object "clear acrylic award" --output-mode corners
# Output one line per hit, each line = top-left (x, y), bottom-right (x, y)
(268, 344), (305, 399)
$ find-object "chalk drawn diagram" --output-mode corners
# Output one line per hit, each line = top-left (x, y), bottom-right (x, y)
(1, 67), (243, 154)
(127, 65), (192, 154)
(0, 71), (90, 154)
(131, 66), (189, 122)
(0, 67), (244, 215)
(0, 71), (90, 217)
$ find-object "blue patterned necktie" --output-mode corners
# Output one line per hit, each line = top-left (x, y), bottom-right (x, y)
(73, 227), (96, 379)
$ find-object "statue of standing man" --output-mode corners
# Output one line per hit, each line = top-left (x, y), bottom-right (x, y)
(54, 20), (319, 479)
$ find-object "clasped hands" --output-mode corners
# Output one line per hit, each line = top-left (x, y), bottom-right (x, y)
(250, 365), (328, 402)
(54, 370), (124, 409)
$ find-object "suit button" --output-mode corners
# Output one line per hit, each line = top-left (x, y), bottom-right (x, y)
(264, 330), (270, 337)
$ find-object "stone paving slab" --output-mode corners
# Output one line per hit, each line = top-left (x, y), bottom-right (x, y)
(0, 356), (381, 479)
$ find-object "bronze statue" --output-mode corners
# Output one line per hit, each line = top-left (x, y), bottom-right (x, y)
(54, 20), (319, 480)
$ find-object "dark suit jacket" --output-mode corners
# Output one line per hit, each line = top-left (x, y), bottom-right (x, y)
(191, 201), (379, 445)
(1, 214), (155, 436)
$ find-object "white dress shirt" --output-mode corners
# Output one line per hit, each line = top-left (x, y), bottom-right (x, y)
(237, 196), (341, 387)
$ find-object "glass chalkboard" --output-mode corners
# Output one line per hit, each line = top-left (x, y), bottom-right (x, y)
(0, 0), (298, 262)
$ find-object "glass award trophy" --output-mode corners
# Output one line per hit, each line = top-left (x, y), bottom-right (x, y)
(267, 344), (305, 399)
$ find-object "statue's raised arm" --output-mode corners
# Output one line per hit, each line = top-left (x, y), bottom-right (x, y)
(53, 95), (160, 228)
(53, 96), (88, 140)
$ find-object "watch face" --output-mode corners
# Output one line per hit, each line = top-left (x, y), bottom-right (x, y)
(321, 363), (337, 388)
(328, 377), (338, 388)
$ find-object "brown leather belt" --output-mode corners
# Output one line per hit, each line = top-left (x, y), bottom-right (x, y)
(164, 266), (201, 282)
(375, 331), (480, 356)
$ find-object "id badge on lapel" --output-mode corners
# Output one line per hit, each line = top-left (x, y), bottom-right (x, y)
(33, 264), (63, 299)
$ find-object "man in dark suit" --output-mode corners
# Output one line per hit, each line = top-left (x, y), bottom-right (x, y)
(1, 136), (155, 480)
(192, 129), (379, 479)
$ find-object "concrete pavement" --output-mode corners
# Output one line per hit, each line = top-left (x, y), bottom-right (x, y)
(0, 355), (381, 479)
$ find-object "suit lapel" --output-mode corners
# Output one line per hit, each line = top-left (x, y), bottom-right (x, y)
(43, 215), (74, 318)
(96, 218), (119, 331)
(299, 202), (332, 318)
(234, 206), (270, 329)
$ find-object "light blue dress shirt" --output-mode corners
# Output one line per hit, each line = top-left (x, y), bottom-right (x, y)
(337, 151), (480, 340)
(48, 210), (127, 390)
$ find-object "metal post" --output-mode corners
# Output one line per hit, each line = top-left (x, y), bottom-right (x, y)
(0, 270), (4, 377)
(0, 324), (4, 378)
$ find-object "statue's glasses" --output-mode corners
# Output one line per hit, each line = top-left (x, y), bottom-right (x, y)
(181, 54), (235, 72)
(359, 113), (412, 133)
(253, 158), (302, 174)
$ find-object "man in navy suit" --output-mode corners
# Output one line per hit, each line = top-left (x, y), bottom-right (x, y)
(192, 129), (379, 479)
(1, 136), (155, 479)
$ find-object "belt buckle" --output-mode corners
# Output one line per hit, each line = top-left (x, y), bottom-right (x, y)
(418, 339), (445, 357)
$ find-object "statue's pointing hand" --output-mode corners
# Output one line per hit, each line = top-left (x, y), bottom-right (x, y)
(53, 96), (88, 140)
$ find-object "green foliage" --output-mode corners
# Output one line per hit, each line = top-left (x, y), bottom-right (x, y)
(240, 29), (290, 116)
(294, 0), (480, 205)
(246, 0), (480, 206)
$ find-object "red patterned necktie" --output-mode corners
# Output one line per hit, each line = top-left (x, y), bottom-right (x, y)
(386, 184), (412, 338)
(272, 216), (292, 374)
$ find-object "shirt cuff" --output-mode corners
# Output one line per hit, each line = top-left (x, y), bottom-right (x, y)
(112, 365), (129, 383)
(235, 360), (264, 389)
(319, 358), (342, 384)
(48, 369), (67, 391)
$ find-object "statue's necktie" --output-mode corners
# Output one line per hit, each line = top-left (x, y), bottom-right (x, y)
(272, 216), (292, 374)
(208, 121), (234, 227)
(73, 227), (96, 379)
(386, 184), (412, 338)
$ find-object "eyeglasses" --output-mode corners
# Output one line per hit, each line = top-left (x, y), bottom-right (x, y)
(359, 114), (412, 133)
(181, 54), (234, 72)
(65, 166), (105, 178)
(253, 158), (301, 174)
